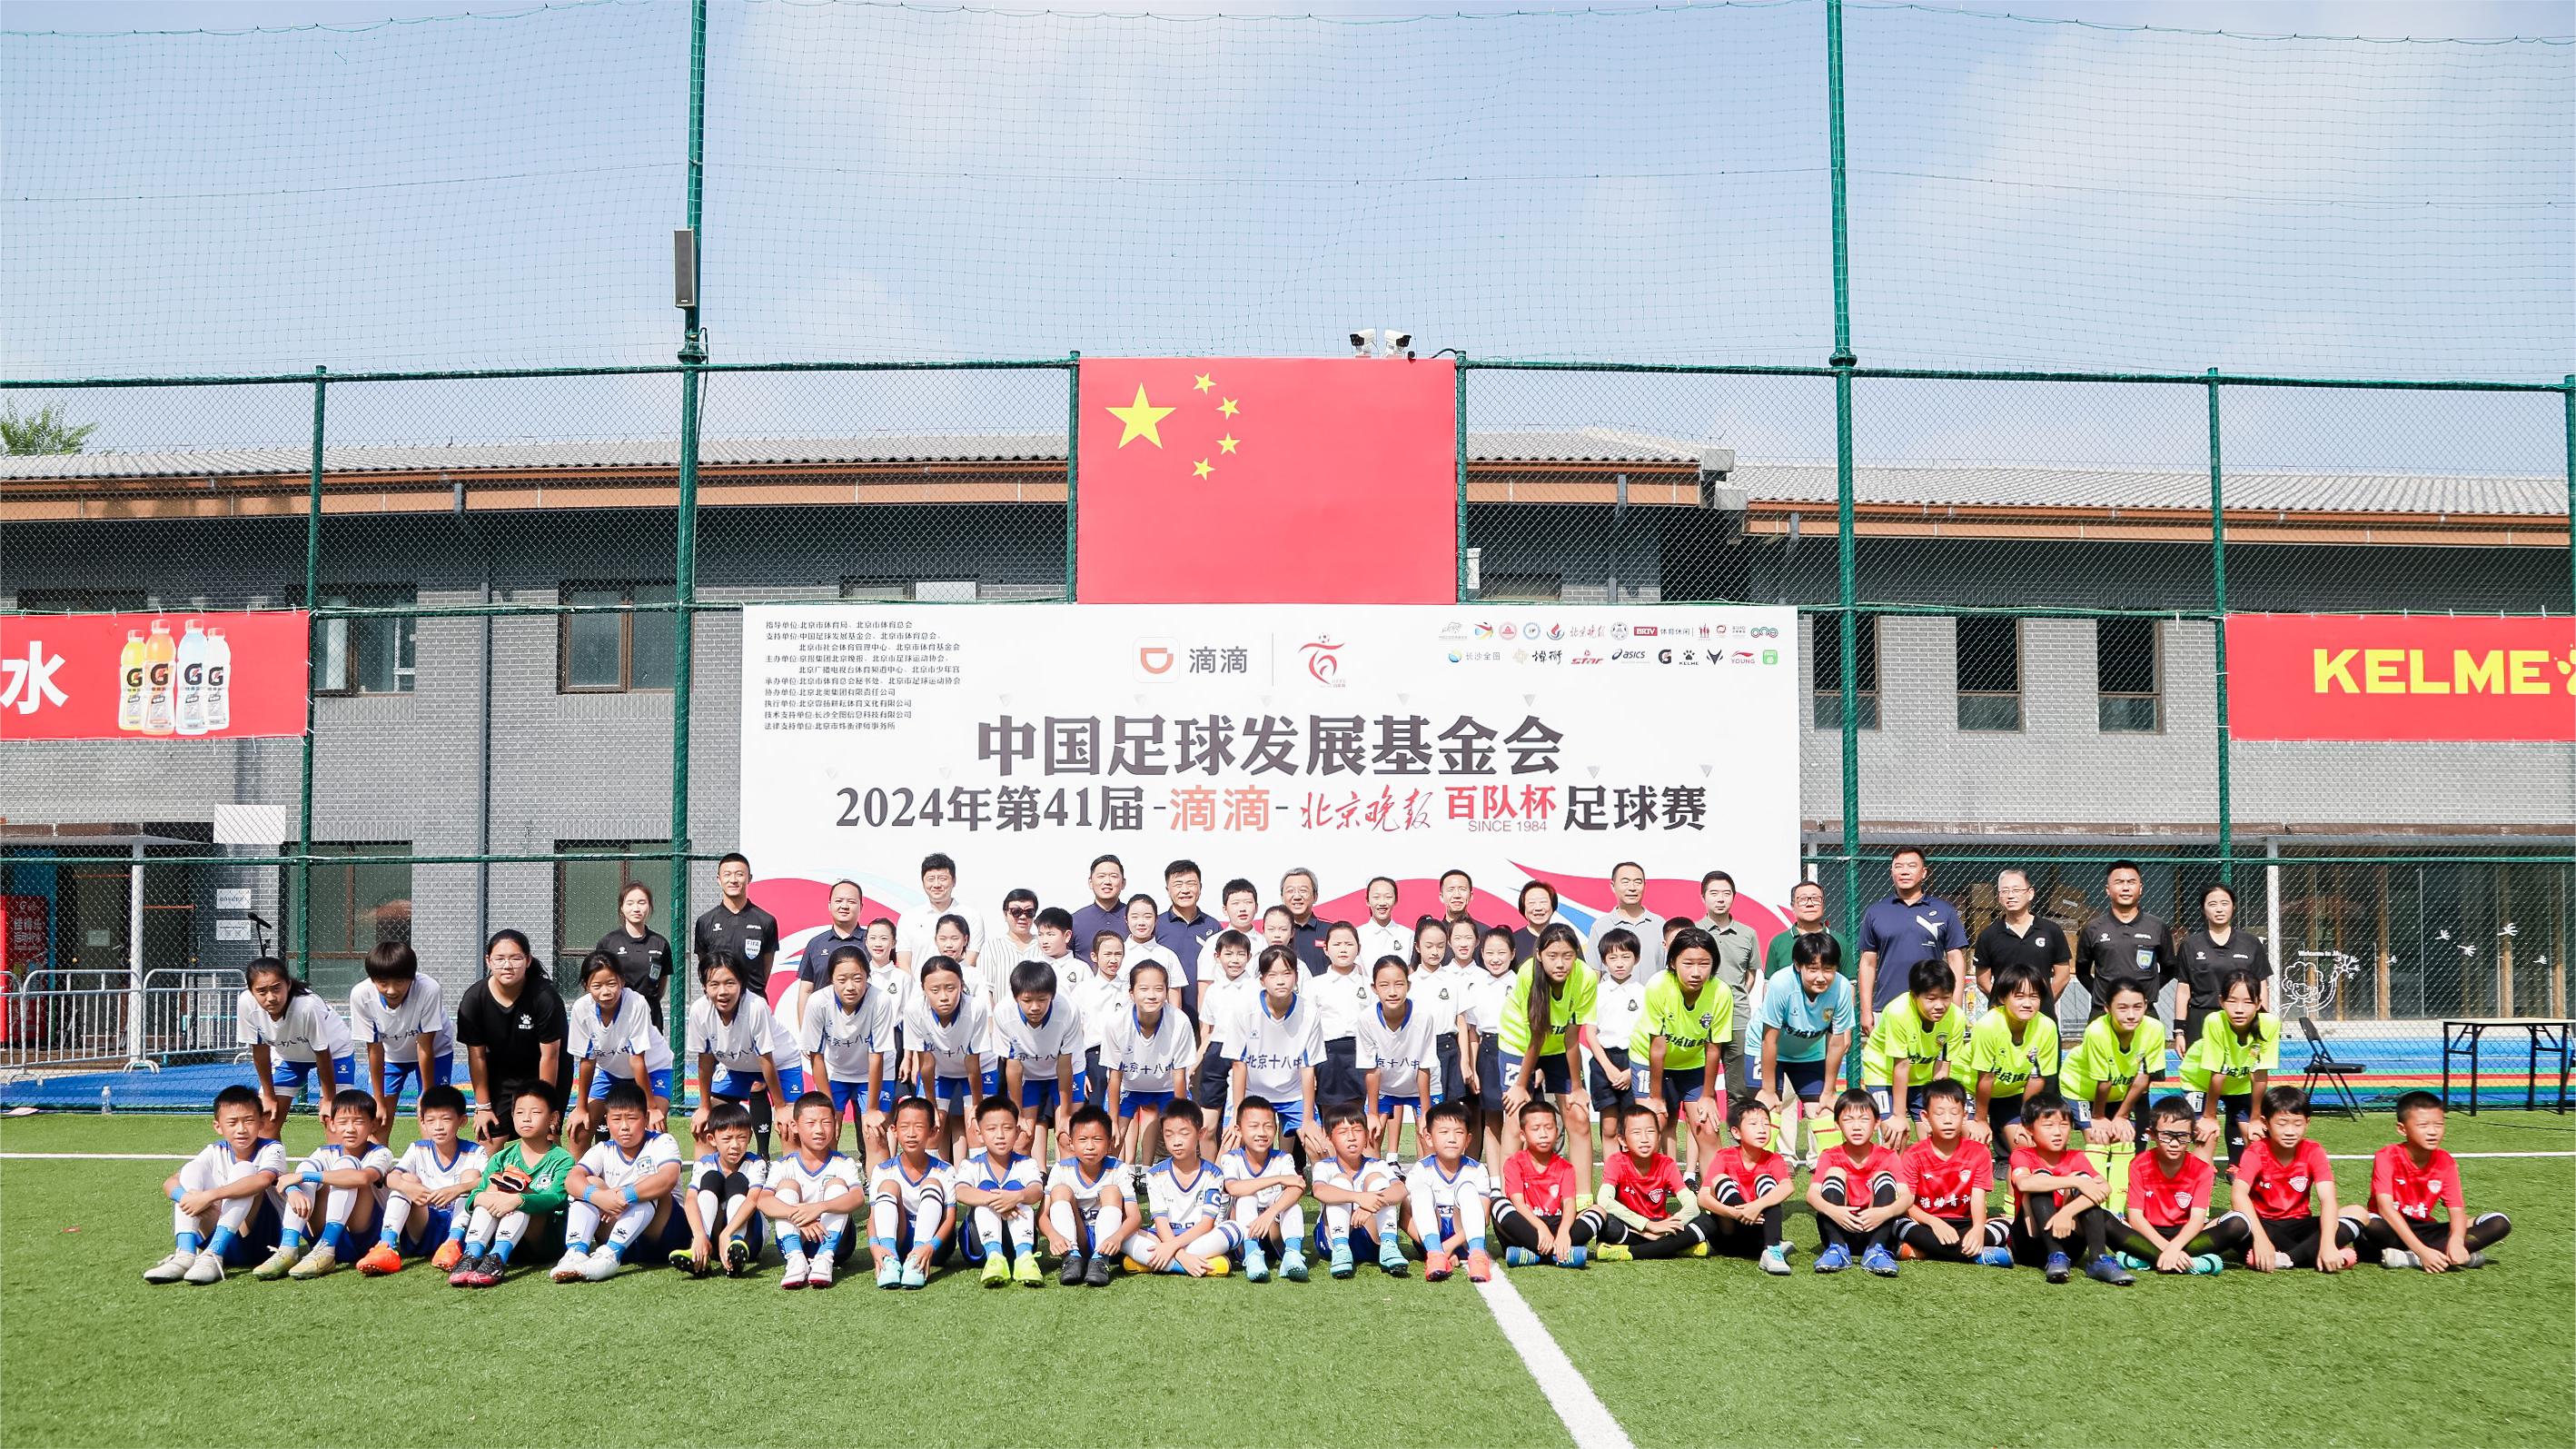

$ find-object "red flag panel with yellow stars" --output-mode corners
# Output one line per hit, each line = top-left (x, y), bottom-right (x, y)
(1074, 356), (1458, 604)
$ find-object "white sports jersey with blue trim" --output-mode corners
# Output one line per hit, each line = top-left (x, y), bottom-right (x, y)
(1045, 1156), (1127, 1213)
(800, 986), (898, 1080)
(394, 1139), (485, 1192)
(235, 990), (352, 1062)
(295, 1141), (393, 1183)
(959, 1150), (1039, 1195)
(1145, 1159), (1230, 1232)
(769, 1150), (863, 1200)
(687, 994), (798, 1073)
(569, 990), (675, 1074)
(580, 1131), (683, 1194)
(349, 975), (453, 1057)
(1100, 1007), (1195, 1094)
(1403, 1156), (1493, 1211)
(1218, 1146), (1300, 1213)
(1354, 1000), (1441, 1097)
(994, 997), (1084, 1076)
(1310, 1152), (1401, 1197)
(900, 991), (994, 1078)
(190, 1137), (290, 1188)
(693, 1151), (770, 1192)
(870, 1156), (955, 1217)
(1225, 994), (1322, 1103)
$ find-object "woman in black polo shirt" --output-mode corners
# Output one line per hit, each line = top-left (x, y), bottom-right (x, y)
(453, 928), (570, 1142)
(595, 881), (675, 1029)
(2173, 883), (2274, 1055)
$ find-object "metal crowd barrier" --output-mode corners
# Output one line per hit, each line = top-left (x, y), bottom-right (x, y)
(0, 968), (249, 1073)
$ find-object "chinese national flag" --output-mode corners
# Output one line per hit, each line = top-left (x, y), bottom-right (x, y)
(1075, 356), (1457, 604)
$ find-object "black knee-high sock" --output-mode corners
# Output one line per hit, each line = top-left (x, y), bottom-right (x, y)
(2021, 1192), (2095, 1258)
(2078, 1205), (2107, 1260)
(1493, 1202), (1545, 1251)
(1816, 1179), (1856, 1253)
(1860, 1180), (1900, 1254)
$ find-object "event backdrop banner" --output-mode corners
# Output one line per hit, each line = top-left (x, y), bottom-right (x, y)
(740, 603), (1802, 966)
(2225, 613), (2576, 742)
(0, 610), (309, 741)
(1072, 356), (1458, 606)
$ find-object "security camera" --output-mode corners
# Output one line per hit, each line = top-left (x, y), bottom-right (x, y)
(1383, 330), (1412, 354)
(1350, 329), (1375, 358)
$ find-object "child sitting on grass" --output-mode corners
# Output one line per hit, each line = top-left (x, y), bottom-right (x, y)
(1404, 1099), (1495, 1283)
(2217, 1086), (2360, 1274)
(1696, 1097), (1798, 1275)
(255, 1090), (391, 1280)
(2111, 1096), (2224, 1275)
(360, 1084), (485, 1275)
(1220, 1096), (1312, 1283)
(2007, 1092), (2131, 1285)
(144, 1084), (287, 1286)
(2363, 1090), (2512, 1273)
(1805, 1089), (1911, 1277)
(868, 1096), (956, 1290)
(1893, 1079), (2013, 1269)
(761, 1091), (867, 1290)
(672, 1099), (766, 1277)
(1594, 1099), (1706, 1263)
(550, 1080), (685, 1283)
(1492, 1099), (1601, 1269)
(448, 1090), (577, 1287)
(1310, 1103), (1410, 1279)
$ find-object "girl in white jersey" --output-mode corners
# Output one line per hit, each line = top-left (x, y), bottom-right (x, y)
(237, 956), (353, 1137)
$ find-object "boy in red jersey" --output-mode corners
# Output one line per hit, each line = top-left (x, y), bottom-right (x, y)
(2007, 1092), (2131, 1285)
(2361, 1090), (2511, 1272)
(1894, 1079), (2012, 1268)
(1803, 1089), (1910, 1276)
(2110, 1096), (2228, 1275)
(2218, 1086), (2359, 1273)
(1594, 1101), (1707, 1261)
(1491, 1099), (1603, 1269)
(1695, 1097), (1798, 1275)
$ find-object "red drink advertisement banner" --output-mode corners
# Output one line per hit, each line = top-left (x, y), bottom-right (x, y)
(0, 611), (311, 741)
(2224, 613), (2576, 742)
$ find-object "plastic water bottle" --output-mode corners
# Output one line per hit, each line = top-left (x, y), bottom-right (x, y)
(203, 628), (233, 732)
(100, 1086), (112, 1116)
(173, 620), (210, 736)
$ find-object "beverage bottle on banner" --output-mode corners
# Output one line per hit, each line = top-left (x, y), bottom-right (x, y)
(173, 620), (209, 736)
(141, 620), (176, 736)
(203, 628), (232, 732)
(117, 630), (147, 731)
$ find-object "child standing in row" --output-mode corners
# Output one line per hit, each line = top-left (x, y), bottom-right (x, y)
(568, 952), (675, 1156)
(1357, 957), (1439, 1165)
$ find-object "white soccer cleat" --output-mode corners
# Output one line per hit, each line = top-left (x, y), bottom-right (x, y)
(580, 1248), (622, 1282)
(183, 1250), (226, 1285)
(550, 1248), (593, 1283)
(144, 1250), (196, 1285)
(286, 1243), (339, 1279)
(2272, 1252), (2296, 1272)
(778, 1254), (809, 1290)
(803, 1255), (835, 1288)
(2380, 1248), (2417, 1270)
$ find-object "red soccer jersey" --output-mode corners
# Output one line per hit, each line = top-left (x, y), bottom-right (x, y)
(1816, 1144), (1902, 1198)
(1709, 1145), (1792, 1206)
(2234, 1137), (2333, 1221)
(1504, 1150), (1578, 1217)
(1899, 1137), (1993, 1218)
(2371, 1144), (2462, 1223)
(2008, 1145), (2103, 1210)
(1603, 1149), (1683, 1219)
(2125, 1150), (2214, 1229)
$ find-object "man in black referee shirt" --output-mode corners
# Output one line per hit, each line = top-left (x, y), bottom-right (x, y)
(1971, 867), (2073, 1013)
(695, 851), (780, 993)
(2076, 859), (2176, 1018)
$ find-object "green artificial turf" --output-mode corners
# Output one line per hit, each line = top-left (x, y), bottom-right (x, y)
(2, 1111), (2568, 1448)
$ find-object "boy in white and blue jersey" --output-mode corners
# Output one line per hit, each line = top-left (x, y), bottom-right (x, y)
(1220, 1096), (1309, 1283)
(902, 956), (996, 1159)
(1125, 1110), (1238, 1276)
(955, 1095), (1046, 1287)
(996, 959), (1086, 1156)
(801, 946), (901, 1170)
(867, 1097), (956, 1290)
(687, 953), (803, 1158)
(551, 1081), (686, 1283)
(1355, 958), (1441, 1165)
(1405, 1100), (1495, 1284)
(1194, 930), (1257, 1131)
(350, 942), (453, 1138)
(673, 1100), (767, 1277)
(568, 954), (676, 1156)
(1043, 1105), (1135, 1287)
(1227, 947), (1324, 1146)
(359, 1084), (484, 1275)
(1309, 1103), (1409, 1278)
(145, 1084), (289, 1285)
(760, 1091), (868, 1289)
(254, 1091), (392, 1280)
(1100, 961), (1196, 1167)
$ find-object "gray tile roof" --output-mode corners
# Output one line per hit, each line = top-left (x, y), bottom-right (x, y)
(2, 432), (2560, 517)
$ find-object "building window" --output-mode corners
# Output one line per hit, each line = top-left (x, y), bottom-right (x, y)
(288, 843), (411, 996)
(311, 585), (417, 695)
(555, 842), (673, 987)
(839, 578), (916, 601)
(2097, 617), (2162, 732)
(1481, 572), (1562, 602)
(1812, 612), (1881, 730)
(1955, 616), (2022, 731)
(560, 582), (676, 692)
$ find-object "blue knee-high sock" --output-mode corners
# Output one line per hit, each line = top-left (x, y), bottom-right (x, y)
(177, 1229), (207, 1255)
(207, 1225), (240, 1256)
(321, 1222), (352, 1255)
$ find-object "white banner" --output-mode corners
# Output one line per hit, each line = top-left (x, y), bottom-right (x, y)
(738, 603), (1802, 951)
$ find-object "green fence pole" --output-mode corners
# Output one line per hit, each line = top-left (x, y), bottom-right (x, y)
(1826, 0), (1861, 935)
(295, 365), (325, 982)
(668, 0), (708, 1059)
(1456, 353), (1471, 602)
(2209, 369), (2231, 888)
(1065, 352), (1080, 600)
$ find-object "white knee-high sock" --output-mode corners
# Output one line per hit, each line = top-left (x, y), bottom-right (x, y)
(564, 1200), (602, 1250)
(491, 1209), (531, 1261)
(870, 1193), (902, 1252)
(601, 1201), (654, 1255)
(1048, 1200), (1083, 1251)
(1277, 1203), (1306, 1253)
(380, 1194), (414, 1246)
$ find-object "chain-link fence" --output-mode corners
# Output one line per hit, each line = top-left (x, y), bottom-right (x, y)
(3, 0), (2570, 1110)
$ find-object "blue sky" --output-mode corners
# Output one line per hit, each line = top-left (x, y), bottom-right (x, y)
(4, 0), (2568, 466)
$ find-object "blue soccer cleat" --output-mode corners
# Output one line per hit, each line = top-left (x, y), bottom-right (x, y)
(1502, 1246), (1539, 1268)
(1814, 1244), (1851, 1274)
(1861, 1245), (1899, 1277)
(1329, 1241), (1355, 1279)
(1975, 1246), (2016, 1268)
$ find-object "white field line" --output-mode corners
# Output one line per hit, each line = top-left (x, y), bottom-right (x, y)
(1476, 1268), (1638, 1449)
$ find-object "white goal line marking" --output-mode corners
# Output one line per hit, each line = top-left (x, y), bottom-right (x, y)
(1476, 1269), (1638, 1449)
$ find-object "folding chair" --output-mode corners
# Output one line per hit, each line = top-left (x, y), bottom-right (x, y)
(2296, 1016), (2367, 1117)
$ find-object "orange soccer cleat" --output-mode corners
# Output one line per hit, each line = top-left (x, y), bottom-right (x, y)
(356, 1244), (405, 1276)
(1465, 1248), (1493, 1283)
(1423, 1250), (1456, 1282)
(430, 1239), (465, 1272)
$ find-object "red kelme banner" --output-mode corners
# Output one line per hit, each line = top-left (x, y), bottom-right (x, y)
(1074, 356), (1458, 604)
(2226, 613), (2576, 741)
(0, 611), (310, 741)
